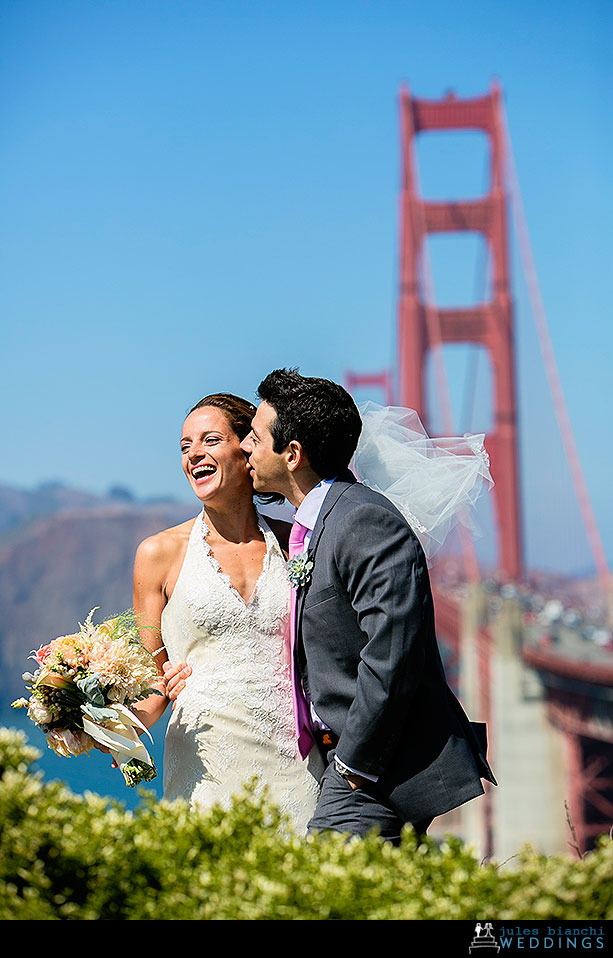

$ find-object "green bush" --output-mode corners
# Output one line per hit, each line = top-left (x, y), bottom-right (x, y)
(0, 726), (610, 920)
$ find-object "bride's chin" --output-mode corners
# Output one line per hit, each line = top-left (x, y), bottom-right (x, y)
(193, 479), (252, 508)
(189, 476), (220, 501)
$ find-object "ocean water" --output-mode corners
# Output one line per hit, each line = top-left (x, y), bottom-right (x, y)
(2, 707), (171, 810)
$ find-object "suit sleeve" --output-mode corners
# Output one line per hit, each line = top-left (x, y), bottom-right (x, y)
(333, 503), (432, 779)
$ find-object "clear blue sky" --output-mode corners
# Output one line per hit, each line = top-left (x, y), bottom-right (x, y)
(1, 0), (611, 575)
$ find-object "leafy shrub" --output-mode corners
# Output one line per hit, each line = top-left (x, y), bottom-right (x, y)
(0, 727), (610, 920)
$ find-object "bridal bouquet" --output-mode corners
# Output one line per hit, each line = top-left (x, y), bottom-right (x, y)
(12, 610), (163, 787)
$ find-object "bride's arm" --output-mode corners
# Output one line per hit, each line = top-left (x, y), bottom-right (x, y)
(131, 534), (174, 729)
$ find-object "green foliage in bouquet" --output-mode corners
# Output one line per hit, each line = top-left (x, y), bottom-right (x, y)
(0, 727), (611, 921)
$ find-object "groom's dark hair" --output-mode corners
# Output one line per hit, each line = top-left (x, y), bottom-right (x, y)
(257, 368), (362, 479)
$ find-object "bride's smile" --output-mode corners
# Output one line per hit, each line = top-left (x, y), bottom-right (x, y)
(190, 463), (217, 484)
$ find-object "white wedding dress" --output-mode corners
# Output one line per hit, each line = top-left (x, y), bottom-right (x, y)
(161, 510), (323, 833)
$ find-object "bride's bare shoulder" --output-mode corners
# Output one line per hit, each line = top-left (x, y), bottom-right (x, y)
(135, 517), (196, 569)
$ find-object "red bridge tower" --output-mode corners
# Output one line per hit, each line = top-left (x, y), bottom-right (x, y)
(349, 84), (524, 580)
(398, 83), (522, 581)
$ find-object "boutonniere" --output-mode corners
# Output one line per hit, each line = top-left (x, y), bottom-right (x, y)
(287, 550), (314, 589)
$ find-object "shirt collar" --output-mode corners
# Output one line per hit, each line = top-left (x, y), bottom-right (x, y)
(294, 477), (335, 531)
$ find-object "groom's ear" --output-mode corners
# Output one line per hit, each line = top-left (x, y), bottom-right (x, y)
(285, 439), (306, 473)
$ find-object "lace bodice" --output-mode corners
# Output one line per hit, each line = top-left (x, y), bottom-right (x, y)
(161, 509), (322, 829)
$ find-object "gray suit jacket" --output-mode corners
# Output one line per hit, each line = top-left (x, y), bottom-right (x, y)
(296, 472), (496, 823)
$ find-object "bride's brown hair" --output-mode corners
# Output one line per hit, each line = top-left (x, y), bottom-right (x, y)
(189, 393), (257, 443)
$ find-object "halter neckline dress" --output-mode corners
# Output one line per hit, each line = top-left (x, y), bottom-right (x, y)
(161, 510), (323, 832)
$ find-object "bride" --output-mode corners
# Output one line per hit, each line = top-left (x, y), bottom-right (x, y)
(132, 393), (323, 833)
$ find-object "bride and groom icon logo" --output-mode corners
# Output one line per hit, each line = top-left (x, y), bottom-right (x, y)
(469, 923), (500, 953)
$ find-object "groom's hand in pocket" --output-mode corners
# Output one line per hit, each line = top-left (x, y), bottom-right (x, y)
(162, 660), (192, 705)
(345, 773), (367, 790)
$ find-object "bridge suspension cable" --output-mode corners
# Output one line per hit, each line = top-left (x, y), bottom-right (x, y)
(499, 101), (611, 601)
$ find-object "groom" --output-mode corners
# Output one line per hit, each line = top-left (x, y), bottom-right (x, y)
(241, 368), (496, 842)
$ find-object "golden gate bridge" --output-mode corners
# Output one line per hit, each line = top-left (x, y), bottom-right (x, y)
(345, 84), (612, 859)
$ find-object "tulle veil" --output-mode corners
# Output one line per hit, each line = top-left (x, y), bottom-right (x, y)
(351, 402), (494, 564)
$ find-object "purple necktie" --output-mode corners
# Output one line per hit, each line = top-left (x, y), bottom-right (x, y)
(288, 520), (315, 758)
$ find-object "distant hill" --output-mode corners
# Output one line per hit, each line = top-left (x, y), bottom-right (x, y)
(0, 482), (197, 706)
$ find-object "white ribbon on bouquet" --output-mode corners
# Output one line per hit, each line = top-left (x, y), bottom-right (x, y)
(81, 703), (155, 784)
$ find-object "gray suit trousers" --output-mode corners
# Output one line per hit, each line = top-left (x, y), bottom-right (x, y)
(307, 756), (432, 845)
